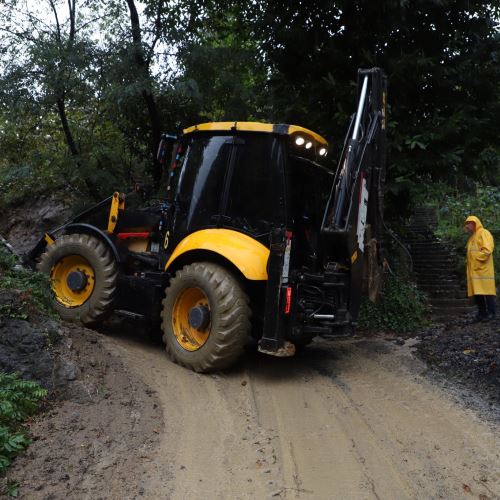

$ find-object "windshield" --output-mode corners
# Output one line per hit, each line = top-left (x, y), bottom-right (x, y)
(172, 135), (231, 232)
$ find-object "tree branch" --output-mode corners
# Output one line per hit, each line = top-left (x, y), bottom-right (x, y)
(68, 0), (76, 42)
(48, 0), (61, 43)
(146, 0), (163, 66)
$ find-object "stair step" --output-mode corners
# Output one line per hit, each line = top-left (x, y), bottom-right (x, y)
(414, 269), (459, 275)
(417, 280), (462, 286)
(411, 251), (455, 257)
(418, 283), (461, 290)
(410, 253), (454, 259)
(405, 242), (441, 247)
(431, 306), (476, 317)
(417, 285), (465, 297)
(406, 242), (448, 247)
(404, 240), (435, 244)
(418, 285), (464, 290)
(411, 256), (454, 262)
(412, 254), (455, 258)
(412, 256), (449, 261)
(429, 298), (473, 307)
(406, 245), (449, 250)
(415, 269), (458, 275)
(425, 289), (466, 296)
(412, 254), (456, 258)
(408, 245), (450, 249)
(412, 259), (457, 265)
(409, 252), (452, 257)
(413, 267), (458, 273)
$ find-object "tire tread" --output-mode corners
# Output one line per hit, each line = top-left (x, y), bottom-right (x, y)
(37, 233), (118, 325)
(161, 262), (251, 372)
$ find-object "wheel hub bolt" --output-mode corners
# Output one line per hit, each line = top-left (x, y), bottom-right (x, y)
(67, 270), (88, 292)
(188, 305), (210, 330)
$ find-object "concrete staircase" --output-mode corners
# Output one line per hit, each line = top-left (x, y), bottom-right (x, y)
(405, 207), (474, 319)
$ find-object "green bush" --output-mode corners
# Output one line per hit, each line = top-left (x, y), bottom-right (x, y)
(0, 245), (54, 319)
(0, 373), (47, 474)
(358, 275), (430, 332)
(0, 248), (51, 489)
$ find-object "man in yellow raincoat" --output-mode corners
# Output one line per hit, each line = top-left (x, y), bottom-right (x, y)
(465, 215), (496, 321)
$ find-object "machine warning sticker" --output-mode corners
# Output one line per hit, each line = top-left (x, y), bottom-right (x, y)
(356, 176), (369, 253)
(281, 231), (292, 284)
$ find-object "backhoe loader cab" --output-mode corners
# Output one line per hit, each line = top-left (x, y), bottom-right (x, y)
(28, 68), (387, 372)
(160, 122), (331, 264)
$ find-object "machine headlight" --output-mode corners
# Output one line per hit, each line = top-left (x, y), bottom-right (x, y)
(305, 141), (313, 149)
(319, 147), (327, 156)
(295, 136), (305, 146)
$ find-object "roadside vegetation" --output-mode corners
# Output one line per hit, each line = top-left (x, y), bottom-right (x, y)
(0, 248), (49, 495)
(0, 246), (54, 320)
(358, 275), (430, 333)
(0, 373), (47, 474)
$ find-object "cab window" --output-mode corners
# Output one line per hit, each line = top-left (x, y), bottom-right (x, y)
(224, 134), (285, 235)
(174, 134), (232, 231)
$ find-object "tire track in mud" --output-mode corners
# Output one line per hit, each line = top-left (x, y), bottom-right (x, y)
(106, 331), (499, 500)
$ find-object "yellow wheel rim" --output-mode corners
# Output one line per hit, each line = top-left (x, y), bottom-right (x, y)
(172, 287), (211, 351)
(50, 255), (95, 307)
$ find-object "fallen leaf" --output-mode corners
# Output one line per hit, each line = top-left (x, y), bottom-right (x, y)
(462, 483), (471, 493)
(463, 349), (475, 355)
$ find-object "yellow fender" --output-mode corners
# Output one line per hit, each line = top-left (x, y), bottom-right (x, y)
(165, 229), (269, 280)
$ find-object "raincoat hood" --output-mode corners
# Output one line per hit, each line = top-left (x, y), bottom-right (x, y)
(465, 215), (483, 232)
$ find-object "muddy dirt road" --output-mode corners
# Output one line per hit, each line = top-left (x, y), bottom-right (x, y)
(104, 331), (499, 500)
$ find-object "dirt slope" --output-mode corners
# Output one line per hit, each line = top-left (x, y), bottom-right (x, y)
(104, 331), (499, 500)
(3, 327), (162, 499)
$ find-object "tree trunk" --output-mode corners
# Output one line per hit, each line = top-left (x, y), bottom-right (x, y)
(56, 98), (98, 195)
(125, 0), (163, 191)
(56, 98), (79, 157)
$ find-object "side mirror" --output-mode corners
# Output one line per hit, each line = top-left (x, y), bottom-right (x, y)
(157, 133), (177, 165)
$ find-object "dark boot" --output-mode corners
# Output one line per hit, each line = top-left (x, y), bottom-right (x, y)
(484, 295), (497, 321)
(473, 295), (488, 322)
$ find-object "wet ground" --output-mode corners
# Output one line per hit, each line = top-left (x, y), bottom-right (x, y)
(4, 316), (499, 499)
(414, 315), (499, 405)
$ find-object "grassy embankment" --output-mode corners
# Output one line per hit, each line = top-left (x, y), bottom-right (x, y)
(0, 246), (50, 493)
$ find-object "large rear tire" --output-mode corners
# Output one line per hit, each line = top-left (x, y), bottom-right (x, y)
(161, 262), (251, 372)
(37, 233), (118, 325)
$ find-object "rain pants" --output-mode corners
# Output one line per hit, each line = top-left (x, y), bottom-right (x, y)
(465, 215), (496, 296)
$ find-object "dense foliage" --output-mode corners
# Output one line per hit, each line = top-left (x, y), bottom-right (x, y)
(0, 1), (498, 209)
(0, 373), (47, 476)
(0, 246), (54, 319)
(0, 247), (49, 487)
(249, 1), (500, 207)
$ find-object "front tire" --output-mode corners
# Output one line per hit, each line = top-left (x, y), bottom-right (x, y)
(37, 233), (118, 325)
(161, 262), (251, 372)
